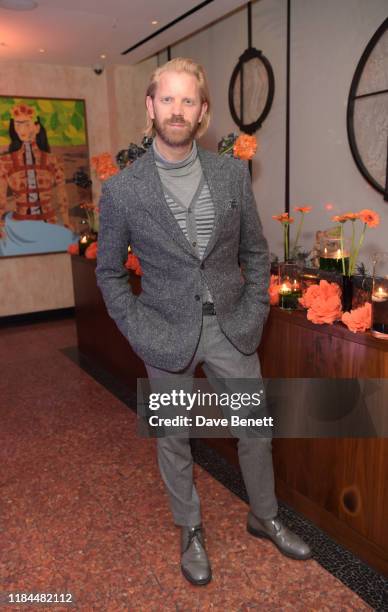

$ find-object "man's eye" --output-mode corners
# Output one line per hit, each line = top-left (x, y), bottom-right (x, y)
(184, 99), (194, 105)
(161, 97), (172, 103)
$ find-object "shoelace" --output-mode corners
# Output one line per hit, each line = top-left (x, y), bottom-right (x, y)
(184, 527), (203, 551)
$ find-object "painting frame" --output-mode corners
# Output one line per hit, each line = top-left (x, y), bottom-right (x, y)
(0, 94), (92, 257)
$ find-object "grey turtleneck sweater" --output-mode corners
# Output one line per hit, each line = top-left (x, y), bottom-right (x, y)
(153, 140), (202, 207)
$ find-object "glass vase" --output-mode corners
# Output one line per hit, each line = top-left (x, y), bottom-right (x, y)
(320, 236), (350, 274)
(342, 275), (354, 313)
(371, 252), (388, 339)
(278, 262), (302, 310)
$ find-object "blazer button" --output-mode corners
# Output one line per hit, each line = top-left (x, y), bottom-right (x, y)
(195, 294), (201, 301)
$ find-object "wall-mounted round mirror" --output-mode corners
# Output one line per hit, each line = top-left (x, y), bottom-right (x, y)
(347, 18), (388, 201)
(228, 47), (275, 135)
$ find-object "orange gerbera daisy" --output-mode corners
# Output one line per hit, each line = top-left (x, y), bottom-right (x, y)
(342, 212), (359, 221)
(294, 206), (312, 213)
(358, 209), (380, 228)
(272, 213), (294, 224)
(233, 134), (258, 160)
(332, 214), (348, 223)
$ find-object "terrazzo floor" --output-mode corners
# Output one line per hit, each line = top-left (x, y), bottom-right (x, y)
(0, 316), (382, 610)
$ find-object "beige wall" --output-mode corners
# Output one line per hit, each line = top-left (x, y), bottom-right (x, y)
(113, 57), (158, 152)
(0, 253), (74, 316)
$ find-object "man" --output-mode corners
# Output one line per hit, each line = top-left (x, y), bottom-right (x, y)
(96, 58), (311, 586)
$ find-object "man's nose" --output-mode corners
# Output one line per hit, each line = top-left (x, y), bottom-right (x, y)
(171, 100), (185, 116)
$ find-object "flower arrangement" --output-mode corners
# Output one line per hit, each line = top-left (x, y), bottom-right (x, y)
(69, 147), (146, 272)
(272, 206), (312, 262)
(332, 209), (380, 276)
(272, 212), (294, 261)
(91, 152), (119, 181)
(218, 133), (258, 160)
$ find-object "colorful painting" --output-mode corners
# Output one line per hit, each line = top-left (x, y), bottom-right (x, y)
(0, 96), (92, 256)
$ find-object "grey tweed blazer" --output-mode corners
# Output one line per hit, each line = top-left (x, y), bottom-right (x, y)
(95, 145), (270, 371)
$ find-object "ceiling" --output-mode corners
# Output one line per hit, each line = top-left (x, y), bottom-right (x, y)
(0, 0), (247, 67)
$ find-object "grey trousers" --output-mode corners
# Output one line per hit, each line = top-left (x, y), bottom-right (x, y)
(145, 315), (278, 526)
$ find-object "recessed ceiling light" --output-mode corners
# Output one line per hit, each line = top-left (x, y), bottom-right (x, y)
(100, 53), (106, 59)
(151, 20), (158, 25)
(0, 0), (38, 10)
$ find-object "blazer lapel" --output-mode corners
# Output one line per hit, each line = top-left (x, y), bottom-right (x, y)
(197, 147), (230, 259)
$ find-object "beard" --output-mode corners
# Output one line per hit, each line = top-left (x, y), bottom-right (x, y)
(153, 113), (201, 148)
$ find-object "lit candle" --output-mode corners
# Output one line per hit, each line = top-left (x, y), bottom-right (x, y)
(279, 282), (292, 295)
(372, 286), (388, 302)
(80, 235), (88, 243)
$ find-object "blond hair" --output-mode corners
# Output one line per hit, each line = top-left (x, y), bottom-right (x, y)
(144, 57), (211, 139)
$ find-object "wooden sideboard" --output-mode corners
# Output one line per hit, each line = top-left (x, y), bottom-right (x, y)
(71, 255), (388, 576)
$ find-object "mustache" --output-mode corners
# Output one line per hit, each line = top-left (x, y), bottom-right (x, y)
(166, 115), (188, 125)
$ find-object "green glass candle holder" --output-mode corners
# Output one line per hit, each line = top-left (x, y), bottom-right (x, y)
(371, 252), (388, 339)
(278, 262), (302, 310)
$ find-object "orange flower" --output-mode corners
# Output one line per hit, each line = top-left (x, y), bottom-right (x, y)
(125, 253), (143, 276)
(12, 103), (37, 120)
(91, 152), (119, 181)
(67, 242), (79, 255)
(233, 134), (258, 160)
(299, 280), (341, 309)
(298, 283), (322, 309)
(268, 274), (280, 306)
(85, 241), (98, 259)
(342, 212), (359, 221)
(300, 280), (342, 324)
(342, 302), (371, 333)
(332, 214), (348, 223)
(294, 206), (312, 213)
(307, 294), (342, 325)
(272, 212), (294, 224)
(358, 209), (380, 228)
(80, 202), (97, 211)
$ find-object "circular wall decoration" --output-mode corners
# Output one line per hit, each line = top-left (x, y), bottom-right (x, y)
(347, 17), (388, 201)
(228, 47), (275, 135)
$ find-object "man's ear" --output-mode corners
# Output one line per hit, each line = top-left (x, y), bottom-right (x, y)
(146, 96), (155, 120)
(199, 101), (208, 123)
